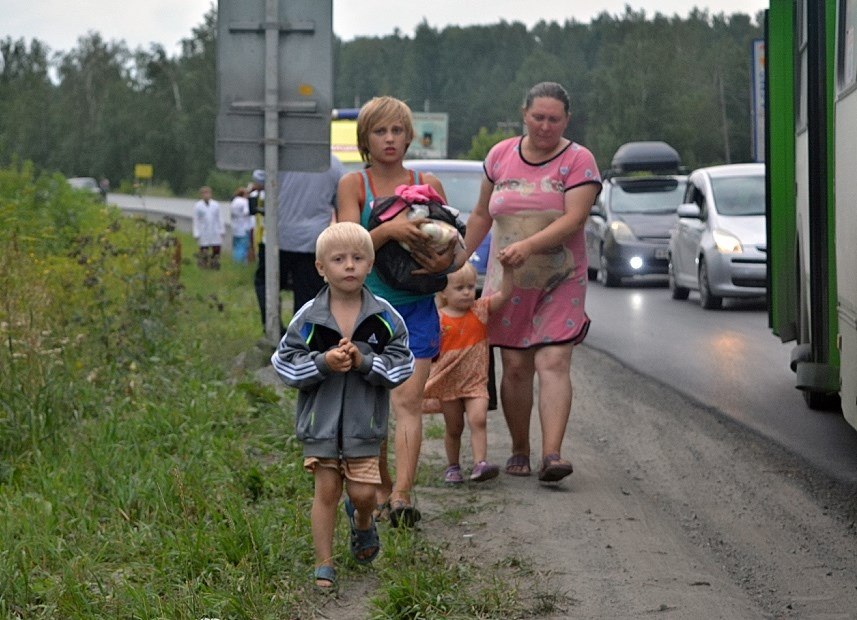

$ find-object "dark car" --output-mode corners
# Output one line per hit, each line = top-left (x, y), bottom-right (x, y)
(584, 142), (687, 286)
(403, 159), (489, 290)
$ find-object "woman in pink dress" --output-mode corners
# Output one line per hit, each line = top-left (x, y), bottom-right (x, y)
(457, 82), (602, 482)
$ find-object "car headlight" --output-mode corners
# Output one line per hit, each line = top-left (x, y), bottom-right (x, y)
(609, 220), (637, 242)
(713, 229), (743, 253)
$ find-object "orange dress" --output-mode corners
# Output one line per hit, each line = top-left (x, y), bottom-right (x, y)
(422, 298), (490, 412)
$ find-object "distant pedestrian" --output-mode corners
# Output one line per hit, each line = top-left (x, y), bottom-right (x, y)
(98, 177), (109, 202)
(246, 169), (266, 264)
(229, 187), (252, 263)
(192, 186), (224, 270)
(423, 262), (514, 484)
(270, 222), (414, 590)
(252, 156), (345, 334)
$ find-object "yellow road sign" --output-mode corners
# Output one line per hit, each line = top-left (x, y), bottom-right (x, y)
(135, 164), (153, 179)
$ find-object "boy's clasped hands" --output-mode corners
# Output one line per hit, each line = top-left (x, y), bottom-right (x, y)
(325, 337), (362, 372)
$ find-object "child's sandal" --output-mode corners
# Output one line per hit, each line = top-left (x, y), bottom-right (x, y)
(344, 498), (380, 564)
(314, 565), (336, 590)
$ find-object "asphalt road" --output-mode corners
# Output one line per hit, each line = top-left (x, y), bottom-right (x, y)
(109, 192), (857, 484)
(584, 277), (857, 484)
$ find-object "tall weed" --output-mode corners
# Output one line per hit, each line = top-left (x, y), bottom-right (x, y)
(0, 163), (181, 456)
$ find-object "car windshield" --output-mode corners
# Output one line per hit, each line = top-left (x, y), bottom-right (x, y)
(710, 175), (765, 216)
(431, 171), (483, 217)
(610, 178), (686, 214)
(404, 163), (484, 220)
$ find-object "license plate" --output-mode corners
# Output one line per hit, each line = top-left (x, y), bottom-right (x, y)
(654, 248), (669, 259)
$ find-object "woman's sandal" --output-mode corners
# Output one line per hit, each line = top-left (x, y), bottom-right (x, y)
(505, 454), (532, 477)
(344, 498), (380, 564)
(538, 453), (573, 482)
(373, 500), (390, 523)
(314, 565), (336, 590)
(388, 497), (421, 528)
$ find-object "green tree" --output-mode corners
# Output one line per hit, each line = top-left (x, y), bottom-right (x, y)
(465, 126), (515, 160)
(0, 38), (56, 168)
(172, 7), (218, 193)
(0, 9), (764, 190)
(52, 33), (133, 177)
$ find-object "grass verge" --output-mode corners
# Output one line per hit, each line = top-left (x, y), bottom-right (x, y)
(1, 164), (522, 618)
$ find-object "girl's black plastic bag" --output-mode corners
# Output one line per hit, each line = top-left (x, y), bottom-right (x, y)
(367, 195), (466, 295)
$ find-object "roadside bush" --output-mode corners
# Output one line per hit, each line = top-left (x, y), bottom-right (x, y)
(0, 161), (182, 456)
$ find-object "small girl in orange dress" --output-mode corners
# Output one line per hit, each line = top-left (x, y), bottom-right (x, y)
(423, 261), (514, 483)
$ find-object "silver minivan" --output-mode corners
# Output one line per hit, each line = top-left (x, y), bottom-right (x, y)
(668, 163), (766, 309)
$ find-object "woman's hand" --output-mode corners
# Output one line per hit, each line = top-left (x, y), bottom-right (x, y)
(410, 235), (458, 274)
(385, 212), (432, 249)
(497, 239), (532, 269)
(383, 211), (456, 274)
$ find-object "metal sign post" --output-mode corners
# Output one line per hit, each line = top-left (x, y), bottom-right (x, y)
(263, 0), (281, 343)
(215, 0), (333, 344)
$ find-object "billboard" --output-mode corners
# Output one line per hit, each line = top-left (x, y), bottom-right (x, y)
(407, 112), (448, 159)
(331, 119), (360, 163)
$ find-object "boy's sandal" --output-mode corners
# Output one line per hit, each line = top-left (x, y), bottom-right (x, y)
(314, 565), (336, 590)
(388, 497), (421, 528)
(505, 454), (532, 477)
(538, 453), (574, 482)
(344, 498), (380, 564)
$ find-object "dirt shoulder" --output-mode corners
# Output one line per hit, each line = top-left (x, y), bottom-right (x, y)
(259, 343), (857, 618)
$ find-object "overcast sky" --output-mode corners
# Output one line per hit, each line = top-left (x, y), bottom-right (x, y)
(1, 1), (767, 56)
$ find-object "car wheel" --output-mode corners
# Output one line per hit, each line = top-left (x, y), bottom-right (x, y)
(587, 265), (598, 281)
(598, 248), (621, 287)
(668, 258), (689, 300)
(698, 259), (723, 310)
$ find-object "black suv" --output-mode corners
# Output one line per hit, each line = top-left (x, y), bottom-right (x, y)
(584, 141), (687, 286)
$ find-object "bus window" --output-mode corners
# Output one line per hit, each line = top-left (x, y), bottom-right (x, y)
(797, 0), (809, 130)
(839, 0), (857, 91)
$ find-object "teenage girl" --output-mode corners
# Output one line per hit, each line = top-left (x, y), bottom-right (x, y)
(336, 96), (464, 527)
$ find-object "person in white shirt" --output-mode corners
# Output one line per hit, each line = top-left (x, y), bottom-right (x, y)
(192, 185), (224, 269)
(229, 187), (253, 263)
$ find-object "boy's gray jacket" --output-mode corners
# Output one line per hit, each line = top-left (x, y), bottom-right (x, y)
(271, 286), (414, 459)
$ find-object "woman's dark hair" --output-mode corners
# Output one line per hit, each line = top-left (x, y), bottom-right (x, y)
(524, 82), (570, 115)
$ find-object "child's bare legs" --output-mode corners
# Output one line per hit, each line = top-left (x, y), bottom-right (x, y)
(388, 358), (432, 505)
(440, 399), (466, 466)
(345, 479), (379, 561)
(346, 479), (377, 530)
(311, 466), (343, 586)
(463, 396), (490, 463)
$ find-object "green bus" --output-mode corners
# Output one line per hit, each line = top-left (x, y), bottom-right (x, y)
(766, 0), (857, 430)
